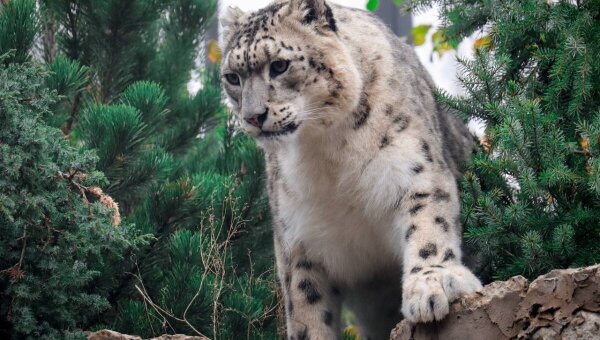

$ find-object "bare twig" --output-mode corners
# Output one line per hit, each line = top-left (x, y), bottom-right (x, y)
(0, 226), (27, 282)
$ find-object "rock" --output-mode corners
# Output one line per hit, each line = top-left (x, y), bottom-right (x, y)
(87, 330), (208, 340)
(390, 265), (600, 340)
(88, 330), (141, 340)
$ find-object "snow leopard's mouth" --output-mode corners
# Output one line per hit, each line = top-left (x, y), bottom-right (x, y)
(259, 122), (300, 138)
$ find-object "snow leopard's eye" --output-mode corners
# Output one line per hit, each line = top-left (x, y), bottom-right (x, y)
(224, 73), (240, 86)
(269, 60), (290, 78)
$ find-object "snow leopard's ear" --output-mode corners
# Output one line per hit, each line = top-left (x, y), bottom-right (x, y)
(288, 0), (337, 32)
(221, 6), (245, 47)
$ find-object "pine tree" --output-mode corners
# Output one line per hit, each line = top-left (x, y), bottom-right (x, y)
(0, 1), (142, 338)
(406, 0), (600, 282)
(2, 0), (279, 338)
(41, 0), (279, 337)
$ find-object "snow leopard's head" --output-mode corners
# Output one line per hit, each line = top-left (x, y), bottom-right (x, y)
(220, 0), (361, 143)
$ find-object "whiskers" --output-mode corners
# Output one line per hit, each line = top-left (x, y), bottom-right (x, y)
(297, 104), (331, 124)
(298, 114), (330, 123)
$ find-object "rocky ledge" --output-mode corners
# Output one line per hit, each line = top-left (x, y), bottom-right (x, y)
(87, 330), (208, 340)
(391, 265), (600, 340)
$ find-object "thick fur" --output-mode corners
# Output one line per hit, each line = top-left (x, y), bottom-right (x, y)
(220, 1), (482, 339)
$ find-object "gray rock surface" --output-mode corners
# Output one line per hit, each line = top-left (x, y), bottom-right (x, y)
(87, 330), (208, 340)
(390, 265), (600, 340)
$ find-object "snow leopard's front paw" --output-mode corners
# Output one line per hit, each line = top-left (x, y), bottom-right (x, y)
(401, 264), (482, 323)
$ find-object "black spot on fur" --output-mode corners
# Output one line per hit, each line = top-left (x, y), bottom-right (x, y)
(302, 7), (318, 24)
(395, 115), (410, 132)
(229, 2), (286, 53)
(324, 4), (337, 32)
(422, 141), (433, 162)
(331, 286), (341, 296)
(298, 279), (322, 304)
(296, 259), (313, 270)
(419, 243), (438, 259)
(322, 310), (333, 326)
(409, 203), (425, 215)
(443, 249), (456, 262)
(411, 192), (430, 200)
(423, 270), (434, 275)
(410, 266), (422, 274)
(316, 62), (327, 73)
(431, 265), (444, 268)
(405, 224), (417, 241)
(434, 216), (450, 232)
(287, 299), (294, 315)
(295, 328), (309, 340)
(412, 163), (424, 174)
(433, 188), (451, 202)
(379, 134), (391, 149)
(353, 95), (370, 129)
(385, 104), (394, 116)
(429, 296), (435, 312)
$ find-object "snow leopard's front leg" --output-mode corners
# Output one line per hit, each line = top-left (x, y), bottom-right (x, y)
(274, 235), (342, 340)
(398, 171), (482, 323)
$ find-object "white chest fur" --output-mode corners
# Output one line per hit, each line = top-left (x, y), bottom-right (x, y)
(272, 137), (413, 285)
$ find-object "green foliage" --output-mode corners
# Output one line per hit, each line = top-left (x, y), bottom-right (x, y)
(0, 2), (141, 338)
(111, 128), (276, 338)
(0, 0), (37, 64)
(367, 0), (380, 11)
(0, 58), (141, 339)
(2, 0), (278, 338)
(367, 0), (404, 11)
(45, 55), (89, 128)
(411, 0), (600, 281)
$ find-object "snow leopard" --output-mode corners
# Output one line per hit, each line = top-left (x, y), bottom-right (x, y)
(220, 0), (482, 338)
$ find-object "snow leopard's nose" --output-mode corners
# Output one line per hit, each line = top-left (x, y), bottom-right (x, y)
(244, 109), (268, 129)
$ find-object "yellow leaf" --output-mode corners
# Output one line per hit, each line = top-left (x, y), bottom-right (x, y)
(207, 40), (222, 64)
(411, 24), (432, 46)
(431, 30), (454, 57)
(474, 35), (492, 51)
(343, 325), (361, 340)
(482, 134), (492, 154)
(580, 137), (590, 153)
